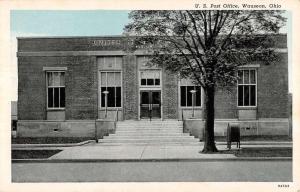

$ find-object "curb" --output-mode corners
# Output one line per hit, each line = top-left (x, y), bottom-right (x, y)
(12, 140), (95, 149)
(12, 157), (292, 163)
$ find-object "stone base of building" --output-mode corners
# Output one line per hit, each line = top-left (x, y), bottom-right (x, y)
(184, 118), (290, 140)
(17, 120), (115, 139)
(17, 118), (290, 139)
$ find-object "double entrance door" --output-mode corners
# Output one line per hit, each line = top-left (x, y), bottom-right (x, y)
(140, 90), (161, 119)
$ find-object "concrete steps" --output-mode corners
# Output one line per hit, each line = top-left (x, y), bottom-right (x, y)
(113, 132), (191, 136)
(116, 130), (183, 133)
(116, 127), (183, 130)
(99, 120), (199, 144)
(99, 138), (199, 143)
(97, 142), (201, 145)
(104, 135), (195, 139)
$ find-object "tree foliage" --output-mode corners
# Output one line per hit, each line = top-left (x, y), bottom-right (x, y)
(124, 10), (286, 88)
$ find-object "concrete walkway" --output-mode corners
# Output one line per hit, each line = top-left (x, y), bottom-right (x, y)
(49, 143), (234, 160)
(48, 142), (292, 161)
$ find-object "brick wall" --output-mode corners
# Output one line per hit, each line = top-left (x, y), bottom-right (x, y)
(213, 53), (288, 119)
(123, 55), (139, 120)
(257, 53), (289, 118)
(65, 56), (97, 119)
(162, 69), (178, 119)
(18, 37), (126, 52)
(18, 56), (47, 120)
(214, 86), (237, 119)
(18, 56), (97, 120)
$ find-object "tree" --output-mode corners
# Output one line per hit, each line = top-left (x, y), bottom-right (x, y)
(124, 10), (286, 153)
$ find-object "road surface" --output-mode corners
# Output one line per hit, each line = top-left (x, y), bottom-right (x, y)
(12, 160), (292, 182)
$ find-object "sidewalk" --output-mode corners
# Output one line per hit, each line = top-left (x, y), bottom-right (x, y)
(42, 141), (292, 161)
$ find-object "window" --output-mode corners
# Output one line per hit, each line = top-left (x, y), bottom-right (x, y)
(237, 69), (256, 106)
(180, 79), (201, 107)
(140, 70), (160, 86)
(47, 71), (65, 109)
(100, 71), (122, 108)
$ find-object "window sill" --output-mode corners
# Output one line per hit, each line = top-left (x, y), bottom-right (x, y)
(47, 108), (66, 111)
(99, 107), (122, 110)
(180, 106), (202, 109)
(139, 85), (162, 88)
(237, 106), (257, 110)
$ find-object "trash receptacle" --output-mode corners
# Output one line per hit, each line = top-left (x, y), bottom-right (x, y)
(227, 123), (240, 149)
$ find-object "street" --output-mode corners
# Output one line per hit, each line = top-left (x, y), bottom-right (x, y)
(12, 160), (292, 182)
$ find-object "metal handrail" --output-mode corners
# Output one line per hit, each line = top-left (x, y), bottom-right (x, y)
(181, 108), (185, 133)
(115, 108), (119, 122)
(113, 108), (119, 132)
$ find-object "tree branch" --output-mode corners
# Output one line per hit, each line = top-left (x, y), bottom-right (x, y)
(212, 10), (220, 36)
(160, 36), (205, 87)
(179, 12), (206, 66)
(185, 10), (206, 51)
(220, 12), (254, 51)
(216, 11), (230, 34)
(158, 23), (206, 86)
(208, 11), (213, 36)
(201, 11), (208, 45)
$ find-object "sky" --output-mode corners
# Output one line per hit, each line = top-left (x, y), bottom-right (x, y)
(10, 10), (291, 101)
(10, 10), (131, 101)
(11, 10), (131, 37)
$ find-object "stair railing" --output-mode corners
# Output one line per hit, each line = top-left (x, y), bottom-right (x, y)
(181, 108), (185, 133)
(113, 108), (119, 133)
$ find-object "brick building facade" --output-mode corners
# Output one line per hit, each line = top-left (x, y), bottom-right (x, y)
(17, 35), (290, 138)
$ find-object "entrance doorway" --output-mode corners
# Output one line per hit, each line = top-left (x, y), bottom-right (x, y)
(140, 90), (161, 119)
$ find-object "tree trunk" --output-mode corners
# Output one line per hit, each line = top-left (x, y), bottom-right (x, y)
(201, 86), (218, 153)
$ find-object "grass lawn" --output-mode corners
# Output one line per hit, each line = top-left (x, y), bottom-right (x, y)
(215, 135), (292, 142)
(12, 150), (62, 159)
(218, 147), (292, 157)
(12, 137), (94, 144)
(234, 147), (292, 157)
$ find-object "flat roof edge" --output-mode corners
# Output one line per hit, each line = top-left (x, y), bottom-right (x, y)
(16, 33), (287, 40)
(16, 35), (126, 40)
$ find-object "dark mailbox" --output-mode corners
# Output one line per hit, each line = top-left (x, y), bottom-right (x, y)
(227, 123), (240, 149)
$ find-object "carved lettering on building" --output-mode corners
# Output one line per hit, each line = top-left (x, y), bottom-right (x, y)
(90, 39), (150, 49)
(91, 40), (122, 47)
